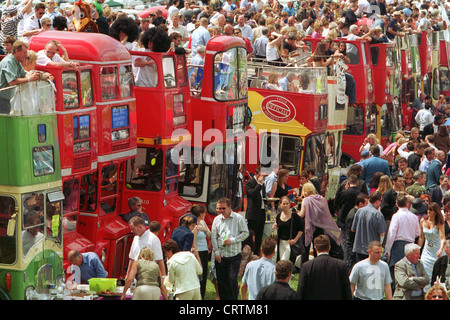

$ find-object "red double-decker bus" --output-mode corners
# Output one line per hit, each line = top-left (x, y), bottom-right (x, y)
(369, 40), (402, 144)
(178, 35), (249, 226)
(29, 31), (137, 278)
(122, 49), (192, 242)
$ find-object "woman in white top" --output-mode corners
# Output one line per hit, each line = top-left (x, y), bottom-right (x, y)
(133, 28), (158, 87)
(266, 32), (285, 66)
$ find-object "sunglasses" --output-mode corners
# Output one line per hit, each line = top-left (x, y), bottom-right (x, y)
(216, 207), (227, 210)
(432, 295), (443, 298)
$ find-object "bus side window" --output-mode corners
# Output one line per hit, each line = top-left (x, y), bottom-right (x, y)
(22, 193), (45, 257)
(0, 196), (17, 264)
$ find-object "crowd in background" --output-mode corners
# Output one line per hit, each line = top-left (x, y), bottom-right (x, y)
(2, 0), (450, 302)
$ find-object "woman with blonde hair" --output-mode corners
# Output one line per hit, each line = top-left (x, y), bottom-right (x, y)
(121, 247), (168, 300)
(297, 182), (342, 263)
(360, 133), (384, 154)
(376, 175), (392, 195)
(425, 284), (448, 300)
(265, 71), (282, 90)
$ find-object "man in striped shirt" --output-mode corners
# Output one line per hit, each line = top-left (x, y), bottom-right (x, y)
(211, 197), (249, 300)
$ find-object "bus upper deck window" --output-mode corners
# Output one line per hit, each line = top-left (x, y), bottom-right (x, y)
(80, 70), (94, 107)
(163, 56), (177, 88)
(135, 55), (158, 87)
(176, 54), (188, 87)
(32, 146), (55, 176)
(63, 179), (79, 233)
(100, 67), (118, 100)
(119, 65), (133, 98)
(62, 71), (79, 109)
(22, 192), (45, 257)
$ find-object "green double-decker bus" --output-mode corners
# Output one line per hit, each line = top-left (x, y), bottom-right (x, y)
(0, 80), (64, 300)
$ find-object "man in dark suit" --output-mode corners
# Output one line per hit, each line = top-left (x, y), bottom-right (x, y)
(245, 166), (267, 255)
(335, 174), (362, 272)
(297, 235), (352, 300)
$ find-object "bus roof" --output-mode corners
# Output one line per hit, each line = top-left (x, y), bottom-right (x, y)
(206, 35), (246, 53)
(28, 30), (131, 64)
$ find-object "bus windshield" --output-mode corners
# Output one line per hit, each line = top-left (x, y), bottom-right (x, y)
(213, 46), (248, 101)
(126, 147), (163, 192)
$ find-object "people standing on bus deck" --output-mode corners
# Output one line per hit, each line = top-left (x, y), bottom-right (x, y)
(190, 17), (210, 56)
(0, 40), (39, 112)
(68, 250), (108, 284)
(211, 197), (249, 300)
(36, 40), (79, 69)
(190, 44), (205, 65)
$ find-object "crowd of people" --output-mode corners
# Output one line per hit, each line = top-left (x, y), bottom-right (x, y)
(2, 0), (450, 302)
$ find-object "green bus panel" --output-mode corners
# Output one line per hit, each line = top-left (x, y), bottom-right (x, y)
(0, 249), (63, 300)
(0, 115), (61, 187)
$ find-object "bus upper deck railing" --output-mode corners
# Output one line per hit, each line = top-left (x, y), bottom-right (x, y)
(0, 80), (55, 116)
(246, 62), (329, 95)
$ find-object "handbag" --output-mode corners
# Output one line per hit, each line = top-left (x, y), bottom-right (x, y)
(289, 212), (305, 267)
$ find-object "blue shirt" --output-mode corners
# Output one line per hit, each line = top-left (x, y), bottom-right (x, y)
(242, 257), (276, 300)
(75, 252), (108, 284)
(190, 26), (210, 56)
(278, 77), (289, 91)
(360, 156), (390, 189)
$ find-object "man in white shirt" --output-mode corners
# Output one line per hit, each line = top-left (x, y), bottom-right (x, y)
(168, 13), (189, 44)
(235, 14), (253, 42)
(419, 146), (436, 173)
(22, 2), (45, 43)
(384, 193), (420, 272)
(36, 40), (79, 69)
(128, 216), (166, 276)
(415, 104), (434, 132)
